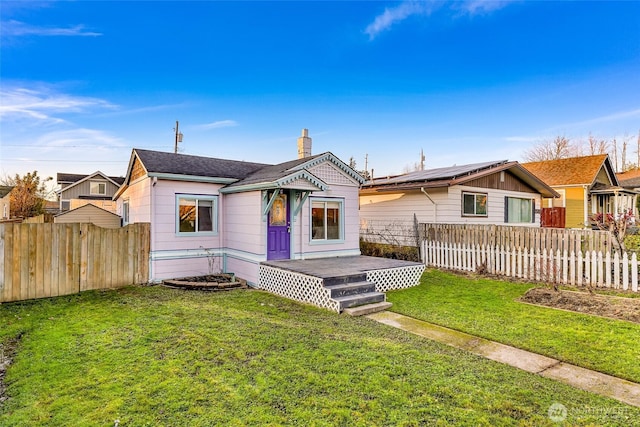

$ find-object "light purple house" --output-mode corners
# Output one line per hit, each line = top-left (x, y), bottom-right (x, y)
(114, 130), (367, 286)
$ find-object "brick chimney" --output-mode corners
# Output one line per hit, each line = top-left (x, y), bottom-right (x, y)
(297, 128), (312, 159)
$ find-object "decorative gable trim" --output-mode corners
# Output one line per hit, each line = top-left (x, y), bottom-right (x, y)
(290, 152), (365, 185)
(220, 169), (327, 194)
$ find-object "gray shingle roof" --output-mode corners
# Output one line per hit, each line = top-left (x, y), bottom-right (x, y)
(226, 154), (324, 187)
(0, 185), (14, 198)
(134, 149), (269, 180)
(57, 172), (125, 186)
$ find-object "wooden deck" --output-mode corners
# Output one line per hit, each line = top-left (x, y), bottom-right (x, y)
(259, 256), (425, 313)
(261, 256), (422, 279)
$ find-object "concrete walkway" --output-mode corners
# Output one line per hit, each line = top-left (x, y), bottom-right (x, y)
(367, 311), (640, 408)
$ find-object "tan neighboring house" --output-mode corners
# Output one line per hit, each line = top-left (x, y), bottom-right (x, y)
(56, 172), (125, 213)
(54, 204), (122, 228)
(522, 154), (637, 229)
(0, 185), (14, 220)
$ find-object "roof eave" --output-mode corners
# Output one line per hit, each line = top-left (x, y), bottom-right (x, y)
(146, 172), (238, 184)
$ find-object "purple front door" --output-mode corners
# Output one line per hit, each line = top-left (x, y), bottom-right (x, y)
(267, 193), (290, 260)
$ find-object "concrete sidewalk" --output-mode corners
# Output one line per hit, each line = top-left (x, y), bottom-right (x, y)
(367, 311), (640, 408)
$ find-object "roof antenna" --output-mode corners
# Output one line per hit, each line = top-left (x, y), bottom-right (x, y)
(174, 120), (183, 153)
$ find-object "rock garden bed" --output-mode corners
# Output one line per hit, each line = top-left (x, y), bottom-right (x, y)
(162, 274), (247, 291)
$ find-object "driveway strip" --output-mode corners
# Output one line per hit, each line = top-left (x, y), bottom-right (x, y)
(367, 311), (640, 408)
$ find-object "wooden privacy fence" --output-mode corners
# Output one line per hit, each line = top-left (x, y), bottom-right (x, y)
(420, 223), (614, 254)
(0, 223), (150, 303)
(423, 241), (639, 293)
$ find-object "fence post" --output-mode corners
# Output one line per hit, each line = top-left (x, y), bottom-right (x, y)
(632, 253), (638, 292)
(622, 252), (629, 291)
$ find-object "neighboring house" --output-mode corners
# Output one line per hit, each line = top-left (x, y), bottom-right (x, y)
(54, 204), (122, 228)
(616, 169), (640, 217)
(359, 160), (558, 242)
(0, 186), (14, 220)
(522, 154), (637, 229)
(113, 130), (365, 285)
(56, 172), (125, 213)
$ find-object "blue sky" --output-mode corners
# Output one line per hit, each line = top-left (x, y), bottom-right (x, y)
(1, 0), (639, 189)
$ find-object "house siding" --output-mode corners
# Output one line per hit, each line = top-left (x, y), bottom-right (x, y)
(60, 178), (121, 213)
(118, 177), (152, 224)
(152, 180), (223, 252)
(564, 187), (587, 228)
(297, 184), (361, 258)
(54, 205), (121, 228)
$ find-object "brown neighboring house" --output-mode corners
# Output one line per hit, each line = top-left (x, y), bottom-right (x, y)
(522, 154), (637, 228)
(56, 171), (125, 213)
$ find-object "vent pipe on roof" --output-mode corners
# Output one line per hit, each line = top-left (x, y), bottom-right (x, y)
(297, 128), (312, 159)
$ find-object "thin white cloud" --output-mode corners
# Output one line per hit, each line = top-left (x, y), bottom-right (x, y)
(0, 20), (102, 37)
(36, 128), (125, 151)
(0, 86), (116, 124)
(364, 1), (432, 40)
(457, 0), (516, 15)
(195, 120), (238, 130)
(364, 0), (515, 40)
(557, 108), (640, 129)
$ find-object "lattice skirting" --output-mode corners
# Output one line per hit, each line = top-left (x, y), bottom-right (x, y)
(366, 265), (425, 292)
(258, 265), (340, 312)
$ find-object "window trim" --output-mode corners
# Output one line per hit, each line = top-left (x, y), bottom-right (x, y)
(89, 180), (107, 196)
(462, 192), (488, 217)
(175, 194), (218, 236)
(309, 197), (345, 244)
(122, 199), (130, 226)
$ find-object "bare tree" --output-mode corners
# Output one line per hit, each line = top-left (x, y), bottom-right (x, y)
(522, 136), (575, 162)
(587, 133), (609, 155)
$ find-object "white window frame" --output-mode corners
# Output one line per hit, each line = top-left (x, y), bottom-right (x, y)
(175, 194), (218, 235)
(122, 199), (130, 225)
(462, 192), (488, 217)
(90, 180), (107, 196)
(310, 197), (345, 243)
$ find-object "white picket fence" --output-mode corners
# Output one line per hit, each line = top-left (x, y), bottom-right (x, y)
(422, 241), (639, 292)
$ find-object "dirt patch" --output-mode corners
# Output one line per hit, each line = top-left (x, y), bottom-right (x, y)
(162, 274), (248, 291)
(1, 333), (22, 405)
(520, 288), (640, 324)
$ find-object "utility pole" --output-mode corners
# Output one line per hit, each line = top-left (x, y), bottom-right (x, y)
(174, 120), (183, 153)
(420, 149), (425, 171)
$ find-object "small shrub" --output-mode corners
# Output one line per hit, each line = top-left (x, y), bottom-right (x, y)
(360, 239), (420, 262)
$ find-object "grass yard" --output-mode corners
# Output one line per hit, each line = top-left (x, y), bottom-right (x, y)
(1, 286), (639, 426)
(387, 269), (640, 385)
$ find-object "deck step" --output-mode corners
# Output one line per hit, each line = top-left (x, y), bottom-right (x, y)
(326, 281), (376, 298)
(333, 292), (386, 310)
(344, 301), (393, 317)
(322, 273), (368, 287)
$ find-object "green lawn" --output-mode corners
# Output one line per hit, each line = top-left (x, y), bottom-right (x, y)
(1, 286), (639, 426)
(387, 269), (640, 384)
